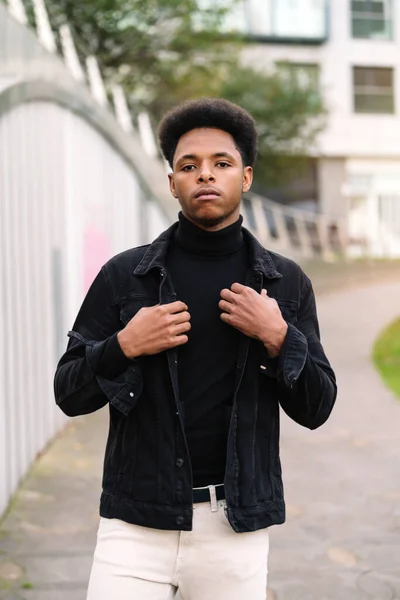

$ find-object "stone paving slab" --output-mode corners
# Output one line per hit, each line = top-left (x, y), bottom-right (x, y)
(1, 278), (400, 599)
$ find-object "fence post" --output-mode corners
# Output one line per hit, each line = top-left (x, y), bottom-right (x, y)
(59, 24), (86, 83)
(6, 0), (27, 25)
(250, 194), (270, 245)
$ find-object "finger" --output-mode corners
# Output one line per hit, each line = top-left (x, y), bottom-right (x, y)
(231, 282), (246, 294)
(220, 288), (236, 302)
(174, 321), (191, 335)
(172, 311), (191, 324)
(261, 289), (268, 297)
(219, 299), (232, 313)
(173, 334), (189, 346)
(220, 312), (232, 324)
(165, 301), (188, 314)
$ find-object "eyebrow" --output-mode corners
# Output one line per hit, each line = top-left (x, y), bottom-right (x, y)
(176, 152), (236, 165)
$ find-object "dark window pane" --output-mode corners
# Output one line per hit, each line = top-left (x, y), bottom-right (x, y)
(370, 2), (385, 15)
(354, 93), (394, 113)
(352, 17), (389, 38)
(354, 67), (368, 86)
(371, 17), (386, 33)
(353, 65), (394, 114)
(351, 0), (392, 39)
(353, 67), (393, 87)
(352, 1), (369, 13)
(352, 0), (385, 15)
(375, 68), (392, 86)
(352, 17), (372, 37)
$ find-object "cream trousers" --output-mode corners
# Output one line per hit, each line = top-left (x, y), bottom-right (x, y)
(87, 498), (269, 600)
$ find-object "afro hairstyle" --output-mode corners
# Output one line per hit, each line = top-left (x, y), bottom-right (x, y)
(157, 98), (258, 169)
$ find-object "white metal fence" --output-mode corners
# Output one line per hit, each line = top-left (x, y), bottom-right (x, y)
(0, 0), (176, 517)
(345, 187), (400, 258)
(242, 193), (349, 261)
(377, 194), (400, 256)
(0, 98), (169, 517)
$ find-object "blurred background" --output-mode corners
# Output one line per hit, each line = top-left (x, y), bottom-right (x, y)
(1, 1), (400, 599)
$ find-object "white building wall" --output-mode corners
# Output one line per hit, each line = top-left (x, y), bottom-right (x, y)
(242, 0), (400, 163)
(320, 0), (400, 158)
(242, 0), (400, 236)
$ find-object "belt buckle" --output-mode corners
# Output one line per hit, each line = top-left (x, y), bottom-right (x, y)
(208, 485), (218, 512)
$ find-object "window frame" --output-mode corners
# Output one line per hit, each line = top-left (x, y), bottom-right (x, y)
(350, 0), (394, 40)
(352, 65), (395, 114)
(243, 0), (329, 44)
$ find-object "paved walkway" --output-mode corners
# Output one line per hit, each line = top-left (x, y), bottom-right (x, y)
(270, 281), (400, 600)
(1, 280), (400, 600)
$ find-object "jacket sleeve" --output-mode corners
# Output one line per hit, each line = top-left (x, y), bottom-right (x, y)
(267, 277), (337, 429)
(54, 268), (143, 418)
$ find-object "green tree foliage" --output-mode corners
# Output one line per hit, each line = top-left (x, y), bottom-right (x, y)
(23, 0), (326, 191)
(219, 64), (325, 189)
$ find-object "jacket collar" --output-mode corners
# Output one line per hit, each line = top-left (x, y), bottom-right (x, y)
(243, 227), (283, 279)
(134, 221), (282, 280)
(134, 223), (177, 275)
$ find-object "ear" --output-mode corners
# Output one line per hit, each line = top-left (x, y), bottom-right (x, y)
(242, 166), (253, 193)
(168, 172), (178, 198)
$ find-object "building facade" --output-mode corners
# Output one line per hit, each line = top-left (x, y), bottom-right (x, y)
(238, 0), (400, 238)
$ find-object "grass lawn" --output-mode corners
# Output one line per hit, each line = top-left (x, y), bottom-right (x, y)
(373, 318), (400, 400)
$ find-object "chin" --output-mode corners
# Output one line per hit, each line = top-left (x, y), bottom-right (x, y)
(190, 211), (226, 229)
(182, 201), (240, 229)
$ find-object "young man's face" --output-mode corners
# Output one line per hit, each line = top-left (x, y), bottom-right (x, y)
(168, 128), (253, 231)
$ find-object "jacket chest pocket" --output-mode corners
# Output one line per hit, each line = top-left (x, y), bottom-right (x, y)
(119, 296), (159, 325)
(275, 298), (298, 325)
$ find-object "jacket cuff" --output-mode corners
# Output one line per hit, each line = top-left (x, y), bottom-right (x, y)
(90, 332), (134, 378)
(96, 368), (143, 416)
(86, 334), (143, 416)
(277, 323), (308, 389)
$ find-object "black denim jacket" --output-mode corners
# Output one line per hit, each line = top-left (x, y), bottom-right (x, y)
(54, 223), (337, 533)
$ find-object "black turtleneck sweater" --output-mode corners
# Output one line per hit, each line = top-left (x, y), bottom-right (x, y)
(167, 213), (248, 487)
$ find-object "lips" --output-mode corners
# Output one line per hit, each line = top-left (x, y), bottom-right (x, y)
(194, 187), (221, 200)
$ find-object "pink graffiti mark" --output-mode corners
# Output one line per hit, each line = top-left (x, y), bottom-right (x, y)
(84, 228), (111, 292)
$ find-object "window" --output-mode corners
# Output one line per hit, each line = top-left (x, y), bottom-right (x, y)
(245, 0), (328, 41)
(351, 0), (393, 40)
(276, 63), (322, 111)
(276, 62), (320, 88)
(353, 67), (395, 113)
(201, 0), (328, 42)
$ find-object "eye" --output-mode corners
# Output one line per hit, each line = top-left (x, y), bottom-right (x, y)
(217, 161), (230, 168)
(182, 164), (196, 172)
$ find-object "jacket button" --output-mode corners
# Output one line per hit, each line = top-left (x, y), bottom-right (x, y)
(176, 516), (184, 525)
(176, 458), (184, 468)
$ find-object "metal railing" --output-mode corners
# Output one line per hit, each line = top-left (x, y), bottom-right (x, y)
(242, 193), (348, 261)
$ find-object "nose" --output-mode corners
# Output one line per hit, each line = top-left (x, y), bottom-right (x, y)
(197, 164), (215, 183)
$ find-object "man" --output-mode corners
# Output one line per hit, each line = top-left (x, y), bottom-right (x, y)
(54, 98), (337, 600)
